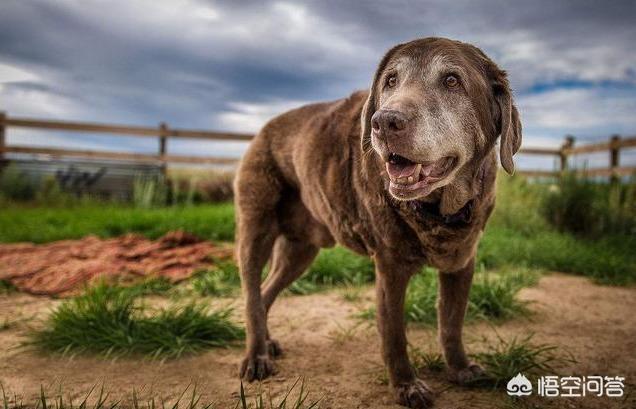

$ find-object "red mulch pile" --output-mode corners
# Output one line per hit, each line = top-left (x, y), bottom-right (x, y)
(0, 231), (234, 297)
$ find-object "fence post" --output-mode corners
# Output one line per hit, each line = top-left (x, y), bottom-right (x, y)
(0, 111), (6, 170)
(610, 134), (621, 183)
(559, 135), (575, 172)
(159, 122), (168, 178)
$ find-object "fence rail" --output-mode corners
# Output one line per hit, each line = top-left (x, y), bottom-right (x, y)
(0, 112), (635, 178)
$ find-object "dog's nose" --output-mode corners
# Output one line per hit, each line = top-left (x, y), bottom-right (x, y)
(371, 110), (410, 138)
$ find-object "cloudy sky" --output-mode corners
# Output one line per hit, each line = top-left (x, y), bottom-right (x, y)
(1, 0), (635, 169)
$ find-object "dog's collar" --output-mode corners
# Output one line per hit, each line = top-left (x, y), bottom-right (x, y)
(408, 199), (475, 226)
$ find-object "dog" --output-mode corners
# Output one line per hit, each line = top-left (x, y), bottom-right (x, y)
(234, 37), (522, 408)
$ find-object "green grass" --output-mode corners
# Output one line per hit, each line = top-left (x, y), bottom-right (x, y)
(360, 267), (538, 324)
(186, 248), (373, 297)
(478, 226), (635, 285)
(471, 333), (575, 388)
(288, 247), (374, 294)
(0, 203), (235, 243)
(481, 174), (636, 285)
(0, 280), (17, 294)
(191, 260), (241, 297)
(1, 174), (634, 286)
(410, 347), (445, 373)
(1, 379), (320, 409)
(27, 283), (244, 359)
(411, 333), (574, 390)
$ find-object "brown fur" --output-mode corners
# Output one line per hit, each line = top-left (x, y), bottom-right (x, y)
(234, 37), (521, 408)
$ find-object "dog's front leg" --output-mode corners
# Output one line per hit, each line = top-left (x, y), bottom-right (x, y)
(438, 258), (486, 385)
(375, 258), (434, 409)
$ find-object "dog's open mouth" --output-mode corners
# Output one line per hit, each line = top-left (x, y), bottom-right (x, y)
(385, 153), (456, 197)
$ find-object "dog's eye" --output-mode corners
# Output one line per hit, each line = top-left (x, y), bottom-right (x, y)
(444, 74), (460, 88)
(386, 75), (397, 88)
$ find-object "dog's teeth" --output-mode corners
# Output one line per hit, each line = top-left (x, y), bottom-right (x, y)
(414, 164), (422, 176)
(407, 176), (414, 184)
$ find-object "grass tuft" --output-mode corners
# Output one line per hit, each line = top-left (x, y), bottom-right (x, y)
(191, 260), (241, 297)
(360, 267), (538, 324)
(471, 332), (575, 388)
(410, 347), (445, 373)
(0, 280), (17, 295)
(288, 248), (374, 295)
(237, 378), (320, 409)
(27, 283), (244, 359)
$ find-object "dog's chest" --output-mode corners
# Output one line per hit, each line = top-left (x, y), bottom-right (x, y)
(397, 200), (486, 271)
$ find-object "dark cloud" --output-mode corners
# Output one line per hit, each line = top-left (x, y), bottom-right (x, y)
(0, 0), (635, 160)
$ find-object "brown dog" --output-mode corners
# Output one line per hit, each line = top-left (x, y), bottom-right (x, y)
(235, 37), (521, 408)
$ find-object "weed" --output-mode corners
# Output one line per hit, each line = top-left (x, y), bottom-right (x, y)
(125, 276), (174, 296)
(410, 347), (445, 373)
(236, 378), (320, 409)
(132, 176), (168, 208)
(467, 268), (537, 321)
(471, 332), (575, 388)
(27, 283), (244, 359)
(191, 260), (241, 297)
(360, 267), (538, 324)
(0, 379), (320, 409)
(326, 321), (366, 346)
(287, 247), (374, 295)
(339, 285), (364, 303)
(0, 280), (17, 294)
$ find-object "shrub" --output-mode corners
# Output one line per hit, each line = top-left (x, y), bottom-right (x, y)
(0, 164), (40, 201)
(542, 172), (636, 237)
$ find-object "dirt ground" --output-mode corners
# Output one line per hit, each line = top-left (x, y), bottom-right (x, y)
(1, 273), (635, 409)
(0, 232), (233, 296)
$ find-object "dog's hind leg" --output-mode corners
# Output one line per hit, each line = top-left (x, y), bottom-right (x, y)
(235, 152), (282, 381)
(261, 235), (319, 356)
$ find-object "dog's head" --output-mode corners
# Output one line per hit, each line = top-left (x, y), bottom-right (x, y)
(362, 37), (522, 201)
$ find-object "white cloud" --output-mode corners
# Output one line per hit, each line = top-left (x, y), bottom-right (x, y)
(518, 88), (636, 130)
(217, 99), (311, 132)
(0, 63), (39, 83)
(0, 82), (78, 118)
(1, 0), (635, 171)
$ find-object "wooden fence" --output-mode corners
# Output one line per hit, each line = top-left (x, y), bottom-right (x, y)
(0, 112), (635, 178)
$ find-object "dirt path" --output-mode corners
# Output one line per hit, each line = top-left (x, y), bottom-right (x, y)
(1, 273), (635, 409)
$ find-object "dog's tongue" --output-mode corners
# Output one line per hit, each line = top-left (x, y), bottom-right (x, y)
(386, 162), (419, 179)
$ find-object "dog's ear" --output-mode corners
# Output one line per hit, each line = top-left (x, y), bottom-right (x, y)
(493, 72), (522, 174)
(361, 43), (406, 152)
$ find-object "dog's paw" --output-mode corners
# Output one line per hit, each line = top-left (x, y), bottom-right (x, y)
(239, 354), (276, 381)
(395, 378), (435, 409)
(448, 362), (488, 386)
(266, 339), (283, 357)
